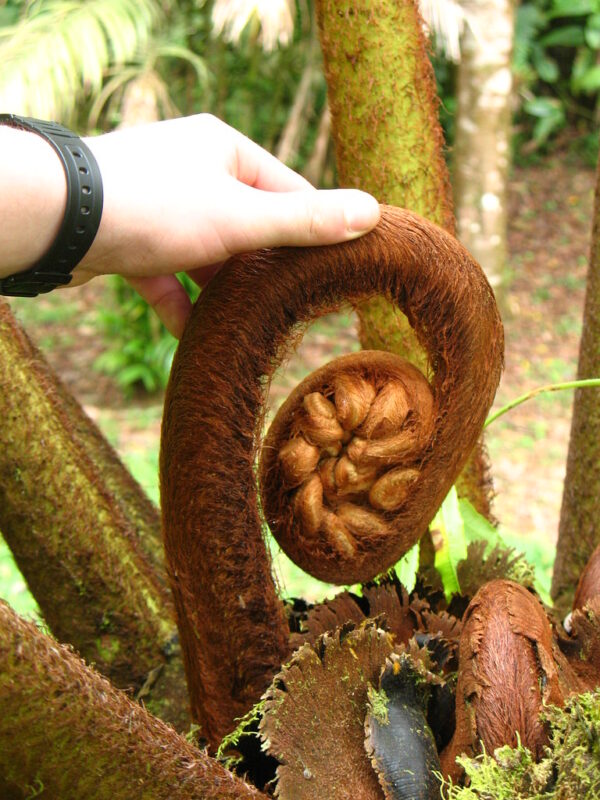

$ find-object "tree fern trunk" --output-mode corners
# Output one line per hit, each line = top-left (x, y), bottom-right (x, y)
(0, 600), (263, 800)
(0, 301), (189, 730)
(315, 0), (495, 519)
(552, 155), (600, 615)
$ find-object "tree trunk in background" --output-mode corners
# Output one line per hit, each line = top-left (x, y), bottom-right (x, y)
(315, 0), (494, 519)
(453, 0), (515, 296)
(0, 302), (190, 732)
(552, 154), (600, 616)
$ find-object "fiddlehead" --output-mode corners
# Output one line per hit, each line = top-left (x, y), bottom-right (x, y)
(160, 205), (503, 748)
(261, 351), (435, 581)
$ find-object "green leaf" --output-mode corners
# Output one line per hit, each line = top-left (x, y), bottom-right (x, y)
(540, 25), (586, 47)
(394, 542), (419, 594)
(431, 486), (467, 601)
(0, 7), (20, 26)
(576, 63), (600, 92)
(118, 364), (159, 392)
(522, 97), (566, 145)
(585, 13), (600, 48)
(458, 498), (502, 547)
(523, 96), (563, 117)
(532, 49), (559, 82)
(548, 0), (594, 18)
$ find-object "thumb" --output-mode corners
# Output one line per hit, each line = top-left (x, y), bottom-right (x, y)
(227, 185), (381, 251)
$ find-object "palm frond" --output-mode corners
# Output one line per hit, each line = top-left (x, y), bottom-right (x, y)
(419, 0), (474, 63)
(87, 39), (209, 129)
(211, 0), (294, 52)
(0, 0), (163, 124)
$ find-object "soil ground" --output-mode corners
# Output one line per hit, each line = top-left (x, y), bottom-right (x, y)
(3, 150), (596, 601)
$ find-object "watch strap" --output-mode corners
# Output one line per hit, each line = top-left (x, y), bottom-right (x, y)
(0, 114), (103, 297)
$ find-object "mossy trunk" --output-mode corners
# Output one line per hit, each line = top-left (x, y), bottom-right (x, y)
(315, 0), (494, 519)
(0, 600), (264, 800)
(552, 155), (600, 615)
(0, 302), (189, 730)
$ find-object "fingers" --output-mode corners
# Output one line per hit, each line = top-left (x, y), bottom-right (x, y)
(231, 128), (316, 192)
(127, 275), (192, 339)
(224, 184), (381, 252)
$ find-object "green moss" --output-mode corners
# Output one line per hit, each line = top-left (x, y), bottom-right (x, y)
(442, 691), (600, 799)
(367, 684), (390, 726)
(94, 635), (120, 663)
(216, 698), (267, 769)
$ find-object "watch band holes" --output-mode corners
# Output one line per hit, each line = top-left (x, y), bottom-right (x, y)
(80, 206), (90, 215)
(79, 166), (88, 175)
(68, 244), (78, 251)
(82, 186), (91, 195)
(76, 225), (85, 234)
(72, 150), (82, 158)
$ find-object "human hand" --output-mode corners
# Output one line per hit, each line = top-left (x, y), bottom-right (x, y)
(76, 114), (380, 337)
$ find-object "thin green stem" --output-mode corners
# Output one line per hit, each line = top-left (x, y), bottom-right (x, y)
(484, 378), (600, 428)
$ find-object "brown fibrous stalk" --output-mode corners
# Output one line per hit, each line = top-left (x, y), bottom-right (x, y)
(160, 205), (504, 747)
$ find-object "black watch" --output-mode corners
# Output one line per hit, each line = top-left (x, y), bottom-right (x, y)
(0, 114), (103, 297)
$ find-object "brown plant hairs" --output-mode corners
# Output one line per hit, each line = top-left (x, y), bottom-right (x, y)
(160, 205), (504, 748)
(440, 579), (565, 783)
(573, 541), (600, 611)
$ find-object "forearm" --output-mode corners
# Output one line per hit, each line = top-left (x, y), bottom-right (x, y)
(0, 126), (67, 277)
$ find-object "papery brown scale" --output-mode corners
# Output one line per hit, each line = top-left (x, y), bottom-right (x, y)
(278, 436), (320, 487)
(334, 373), (377, 430)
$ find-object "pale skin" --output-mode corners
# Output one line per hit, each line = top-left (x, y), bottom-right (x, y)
(0, 114), (381, 337)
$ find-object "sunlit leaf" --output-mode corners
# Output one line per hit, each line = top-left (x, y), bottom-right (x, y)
(431, 486), (467, 601)
(211, 0), (294, 52)
(458, 498), (501, 546)
(393, 542), (420, 594)
(548, 0), (593, 19)
(540, 25), (585, 47)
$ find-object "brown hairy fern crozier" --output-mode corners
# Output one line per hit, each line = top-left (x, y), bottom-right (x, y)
(160, 205), (504, 748)
(261, 351), (435, 581)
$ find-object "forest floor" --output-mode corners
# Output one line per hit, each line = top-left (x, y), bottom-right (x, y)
(3, 147), (596, 603)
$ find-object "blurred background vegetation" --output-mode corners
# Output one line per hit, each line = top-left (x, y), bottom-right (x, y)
(1, 0), (599, 614)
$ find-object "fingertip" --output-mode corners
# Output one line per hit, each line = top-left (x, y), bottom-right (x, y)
(338, 190), (381, 237)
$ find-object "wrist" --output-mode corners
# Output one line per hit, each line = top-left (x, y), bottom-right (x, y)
(0, 116), (103, 295)
(71, 134), (122, 281)
(0, 126), (67, 276)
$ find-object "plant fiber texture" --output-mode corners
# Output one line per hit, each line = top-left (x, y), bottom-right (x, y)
(0, 599), (265, 800)
(160, 205), (504, 747)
